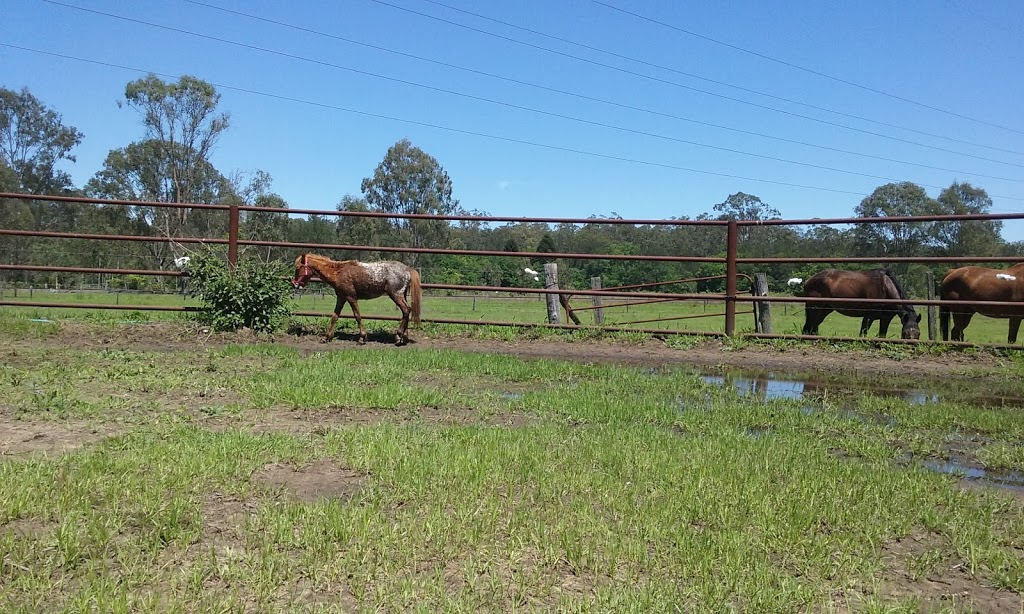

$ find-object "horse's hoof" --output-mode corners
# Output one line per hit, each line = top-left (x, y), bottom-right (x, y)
(357, 338), (367, 345)
(320, 337), (331, 344)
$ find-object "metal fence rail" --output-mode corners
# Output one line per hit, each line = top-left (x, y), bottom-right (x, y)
(2, 191), (1024, 346)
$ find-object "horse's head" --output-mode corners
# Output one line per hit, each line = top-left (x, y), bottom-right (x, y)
(292, 254), (314, 288)
(899, 308), (922, 340)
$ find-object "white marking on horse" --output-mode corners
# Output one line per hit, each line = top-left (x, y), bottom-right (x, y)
(359, 262), (392, 284)
(997, 273), (1017, 281)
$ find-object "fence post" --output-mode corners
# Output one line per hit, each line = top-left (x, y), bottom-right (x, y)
(591, 276), (604, 325)
(543, 263), (560, 324)
(228, 204), (240, 269)
(754, 273), (772, 334)
(925, 270), (937, 341)
(725, 220), (738, 336)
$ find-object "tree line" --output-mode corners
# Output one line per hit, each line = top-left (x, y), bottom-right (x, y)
(1, 76), (1021, 297)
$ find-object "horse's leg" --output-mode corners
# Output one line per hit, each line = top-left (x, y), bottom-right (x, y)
(951, 312), (973, 342)
(859, 317), (874, 337)
(876, 314), (896, 338)
(388, 291), (411, 345)
(802, 306), (829, 336)
(324, 296), (346, 342)
(1008, 317), (1022, 344)
(349, 299), (367, 344)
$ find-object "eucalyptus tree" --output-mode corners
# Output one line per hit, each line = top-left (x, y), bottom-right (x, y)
(359, 139), (463, 266)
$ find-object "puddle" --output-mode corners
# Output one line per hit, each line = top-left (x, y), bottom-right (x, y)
(498, 392), (523, 401)
(921, 458), (1024, 493)
(696, 369), (1024, 408)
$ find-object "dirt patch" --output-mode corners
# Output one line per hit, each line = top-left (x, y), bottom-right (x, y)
(252, 459), (367, 503)
(9, 321), (1019, 382)
(872, 530), (1022, 612)
(0, 419), (119, 456)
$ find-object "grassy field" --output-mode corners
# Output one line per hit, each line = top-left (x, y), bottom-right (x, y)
(1, 288), (1019, 344)
(1, 320), (1023, 611)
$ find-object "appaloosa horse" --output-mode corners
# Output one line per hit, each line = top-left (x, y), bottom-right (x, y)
(801, 268), (921, 339)
(940, 262), (1024, 343)
(292, 253), (422, 345)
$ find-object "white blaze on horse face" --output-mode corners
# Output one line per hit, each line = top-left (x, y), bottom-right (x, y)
(996, 273), (1017, 281)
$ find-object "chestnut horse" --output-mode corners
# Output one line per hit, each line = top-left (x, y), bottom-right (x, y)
(940, 263), (1024, 343)
(801, 268), (921, 339)
(292, 253), (421, 345)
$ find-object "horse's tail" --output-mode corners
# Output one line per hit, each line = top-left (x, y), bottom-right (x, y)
(408, 267), (422, 326)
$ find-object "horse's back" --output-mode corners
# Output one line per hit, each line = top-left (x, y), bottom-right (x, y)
(804, 269), (881, 299)
(942, 265), (1024, 316)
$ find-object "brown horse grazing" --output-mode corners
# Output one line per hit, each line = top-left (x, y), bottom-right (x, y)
(801, 268), (921, 339)
(292, 253), (421, 345)
(940, 263), (1024, 343)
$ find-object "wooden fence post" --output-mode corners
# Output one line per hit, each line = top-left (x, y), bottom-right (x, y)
(925, 270), (937, 341)
(544, 263), (560, 324)
(754, 273), (772, 334)
(591, 277), (604, 325)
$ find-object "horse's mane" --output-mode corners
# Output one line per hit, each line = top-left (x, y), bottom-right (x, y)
(878, 268), (910, 301)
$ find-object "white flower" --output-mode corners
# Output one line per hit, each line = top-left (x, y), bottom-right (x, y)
(174, 256), (191, 269)
(524, 267), (538, 276)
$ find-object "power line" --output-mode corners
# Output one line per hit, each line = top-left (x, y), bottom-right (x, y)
(0, 43), (886, 198)
(31, 0), (1024, 184)
(369, 0), (1024, 160)
(587, 0), (1024, 137)
(180, 0), (1023, 185)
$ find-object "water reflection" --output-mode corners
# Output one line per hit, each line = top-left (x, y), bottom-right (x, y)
(698, 370), (1024, 408)
(922, 459), (1024, 492)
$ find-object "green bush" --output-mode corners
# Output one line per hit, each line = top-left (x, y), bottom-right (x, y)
(185, 252), (294, 333)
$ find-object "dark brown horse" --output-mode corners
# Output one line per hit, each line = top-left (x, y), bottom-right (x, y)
(940, 263), (1024, 343)
(292, 253), (422, 345)
(801, 268), (921, 339)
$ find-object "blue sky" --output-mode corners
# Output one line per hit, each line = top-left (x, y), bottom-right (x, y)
(4, 0), (1023, 238)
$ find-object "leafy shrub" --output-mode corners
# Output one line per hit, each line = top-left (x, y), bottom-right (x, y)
(185, 252), (294, 333)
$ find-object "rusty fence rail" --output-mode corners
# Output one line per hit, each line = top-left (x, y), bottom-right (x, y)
(2, 192), (1024, 345)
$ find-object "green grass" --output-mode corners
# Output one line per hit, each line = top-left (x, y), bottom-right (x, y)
(1, 337), (1023, 611)
(3, 287), (1020, 344)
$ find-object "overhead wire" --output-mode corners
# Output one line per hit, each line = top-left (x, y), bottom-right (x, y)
(366, 0), (1024, 162)
(586, 0), (1024, 137)
(28, 0), (1024, 190)
(179, 0), (1023, 184)
(0, 43), (881, 198)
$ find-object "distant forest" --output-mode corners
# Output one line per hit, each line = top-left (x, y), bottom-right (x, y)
(2, 78), (1021, 297)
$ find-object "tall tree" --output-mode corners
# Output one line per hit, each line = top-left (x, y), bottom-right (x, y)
(852, 182), (936, 258)
(360, 139), (462, 265)
(711, 192), (782, 244)
(85, 140), (232, 267)
(0, 86), (82, 194)
(226, 170), (289, 262)
(337, 193), (393, 260)
(122, 74), (230, 231)
(933, 182), (1002, 257)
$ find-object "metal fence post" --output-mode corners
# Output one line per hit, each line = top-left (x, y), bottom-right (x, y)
(725, 220), (738, 336)
(228, 204), (240, 269)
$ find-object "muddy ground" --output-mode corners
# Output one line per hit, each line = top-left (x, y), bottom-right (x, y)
(5, 321), (1018, 381)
